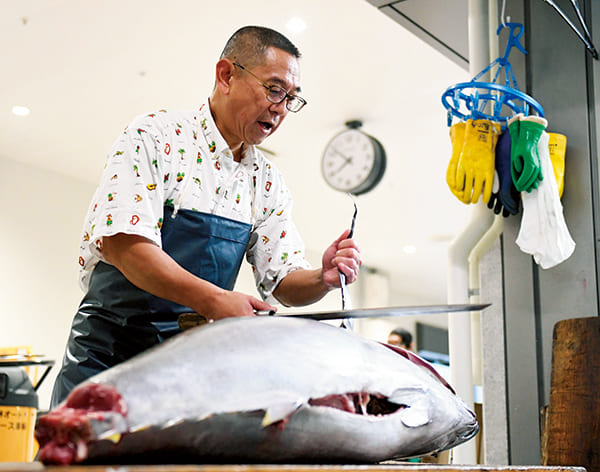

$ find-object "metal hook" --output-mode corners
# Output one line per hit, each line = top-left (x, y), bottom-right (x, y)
(339, 193), (358, 329)
(346, 192), (357, 238)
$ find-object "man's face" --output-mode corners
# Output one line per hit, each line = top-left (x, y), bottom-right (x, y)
(229, 47), (301, 146)
(387, 334), (404, 347)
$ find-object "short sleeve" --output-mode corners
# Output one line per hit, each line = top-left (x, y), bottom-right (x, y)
(246, 164), (311, 302)
(78, 114), (168, 288)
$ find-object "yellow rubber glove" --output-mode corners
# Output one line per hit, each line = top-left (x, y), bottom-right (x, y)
(456, 119), (501, 204)
(548, 132), (567, 198)
(446, 121), (470, 204)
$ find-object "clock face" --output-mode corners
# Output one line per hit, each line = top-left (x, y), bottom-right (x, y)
(321, 129), (382, 194)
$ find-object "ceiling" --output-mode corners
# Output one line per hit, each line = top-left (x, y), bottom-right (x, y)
(2, 0), (472, 305)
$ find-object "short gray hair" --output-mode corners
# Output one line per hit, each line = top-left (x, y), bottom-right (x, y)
(220, 26), (301, 67)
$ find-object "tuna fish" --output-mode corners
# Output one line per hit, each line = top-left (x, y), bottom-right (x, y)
(36, 316), (478, 465)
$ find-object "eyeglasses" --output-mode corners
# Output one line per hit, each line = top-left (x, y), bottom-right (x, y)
(233, 62), (307, 113)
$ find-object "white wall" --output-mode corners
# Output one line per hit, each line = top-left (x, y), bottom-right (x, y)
(0, 157), (93, 410)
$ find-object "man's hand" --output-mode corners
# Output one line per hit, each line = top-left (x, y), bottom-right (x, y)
(200, 289), (275, 321)
(273, 229), (362, 307)
(101, 233), (275, 321)
(321, 229), (362, 289)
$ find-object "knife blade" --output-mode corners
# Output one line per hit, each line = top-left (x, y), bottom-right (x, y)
(178, 303), (491, 330)
(258, 303), (491, 320)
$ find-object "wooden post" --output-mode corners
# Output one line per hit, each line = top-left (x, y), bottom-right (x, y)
(542, 316), (600, 472)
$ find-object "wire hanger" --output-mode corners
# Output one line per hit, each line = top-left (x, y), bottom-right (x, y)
(541, 0), (598, 59)
(441, 22), (545, 128)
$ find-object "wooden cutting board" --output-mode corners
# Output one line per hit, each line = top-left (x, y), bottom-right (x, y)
(0, 465), (590, 472)
(542, 316), (600, 472)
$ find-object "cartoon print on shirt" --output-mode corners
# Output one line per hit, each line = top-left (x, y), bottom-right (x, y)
(77, 105), (311, 299)
(107, 193), (116, 202)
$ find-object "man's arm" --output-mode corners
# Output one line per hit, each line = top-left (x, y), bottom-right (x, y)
(101, 233), (275, 320)
(273, 230), (362, 307)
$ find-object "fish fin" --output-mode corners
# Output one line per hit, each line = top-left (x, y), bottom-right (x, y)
(98, 431), (121, 443)
(262, 400), (303, 427)
(130, 423), (153, 433)
(162, 418), (185, 429)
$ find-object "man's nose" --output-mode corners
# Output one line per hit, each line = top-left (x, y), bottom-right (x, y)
(270, 99), (288, 115)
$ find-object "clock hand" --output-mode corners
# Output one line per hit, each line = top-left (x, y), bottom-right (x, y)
(331, 147), (352, 162)
(331, 156), (353, 176)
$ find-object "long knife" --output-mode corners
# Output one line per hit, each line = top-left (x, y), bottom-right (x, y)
(178, 303), (490, 330)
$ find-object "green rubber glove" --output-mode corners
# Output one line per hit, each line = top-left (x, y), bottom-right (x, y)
(446, 121), (469, 204)
(456, 119), (501, 204)
(510, 115), (548, 192)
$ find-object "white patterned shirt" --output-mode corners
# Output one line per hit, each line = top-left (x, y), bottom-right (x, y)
(78, 103), (310, 302)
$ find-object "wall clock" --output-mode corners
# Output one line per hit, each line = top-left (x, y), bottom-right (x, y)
(321, 120), (386, 195)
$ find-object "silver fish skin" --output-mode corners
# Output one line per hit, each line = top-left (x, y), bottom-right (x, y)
(36, 316), (478, 464)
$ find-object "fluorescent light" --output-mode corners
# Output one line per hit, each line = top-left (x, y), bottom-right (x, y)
(12, 105), (30, 116)
(403, 245), (417, 254)
(286, 17), (306, 33)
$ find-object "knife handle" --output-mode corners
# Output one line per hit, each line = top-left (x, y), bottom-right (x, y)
(178, 312), (209, 330)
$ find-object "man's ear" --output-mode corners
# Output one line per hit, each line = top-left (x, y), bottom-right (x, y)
(215, 59), (235, 94)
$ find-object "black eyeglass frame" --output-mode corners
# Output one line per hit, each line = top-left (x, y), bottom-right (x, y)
(232, 62), (307, 113)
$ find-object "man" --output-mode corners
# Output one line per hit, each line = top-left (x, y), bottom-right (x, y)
(51, 26), (362, 406)
(387, 327), (414, 351)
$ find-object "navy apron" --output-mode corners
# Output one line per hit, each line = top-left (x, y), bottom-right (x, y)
(50, 205), (251, 407)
